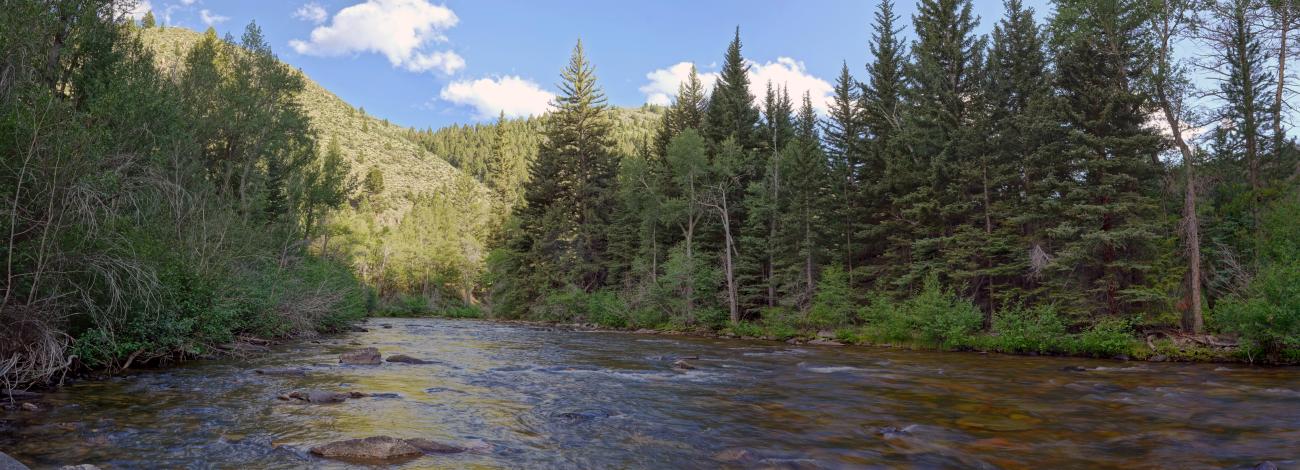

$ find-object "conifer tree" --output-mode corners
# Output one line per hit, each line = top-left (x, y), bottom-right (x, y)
(508, 40), (619, 306)
(654, 65), (707, 157)
(1045, 0), (1164, 316)
(141, 10), (156, 28)
(703, 27), (761, 155)
(823, 63), (864, 280)
(861, 0), (907, 289)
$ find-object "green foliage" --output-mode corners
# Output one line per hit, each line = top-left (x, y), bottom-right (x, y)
(1074, 319), (1139, 358)
(808, 266), (857, 328)
(1211, 198), (1300, 359)
(535, 287), (627, 328)
(990, 305), (1069, 354)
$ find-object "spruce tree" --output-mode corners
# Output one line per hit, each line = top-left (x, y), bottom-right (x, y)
(654, 64), (707, 157)
(508, 40), (618, 308)
(702, 27), (761, 155)
(1045, 0), (1164, 316)
(141, 10), (156, 28)
(861, 0), (907, 290)
(823, 63), (864, 282)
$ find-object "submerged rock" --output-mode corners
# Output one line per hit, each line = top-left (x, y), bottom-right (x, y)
(808, 338), (843, 346)
(58, 465), (101, 470)
(381, 323), (394, 329)
(404, 438), (466, 454)
(672, 359), (696, 370)
(283, 390), (368, 404)
(310, 436), (422, 462)
(20, 403), (39, 412)
(340, 348), (382, 365)
(714, 448), (756, 463)
(254, 368), (307, 376)
(386, 354), (432, 364)
(0, 451), (30, 470)
(1061, 365), (1088, 372)
(1255, 461), (1278, 470)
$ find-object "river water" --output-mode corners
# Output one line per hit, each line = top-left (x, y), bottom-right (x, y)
(1, 318), (1297, 469)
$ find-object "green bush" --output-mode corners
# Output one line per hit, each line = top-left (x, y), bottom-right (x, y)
(535, 287), (628, 328)
(1212, 263), (1300, 360)
(991, 305), (1069, 354)
(1074, 318), (1138, 357)
(807, 266), (858, 328)
(909, 277), (982, 347)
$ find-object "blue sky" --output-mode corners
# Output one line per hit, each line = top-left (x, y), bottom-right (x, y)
(142, 0), (1055, 130)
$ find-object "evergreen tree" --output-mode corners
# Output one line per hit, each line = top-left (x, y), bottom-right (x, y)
(860, 0), (908, 290)
(702, 27), (762, 155)
(1044, 0), (1164, 316)
(505, 39), (619, 312)
(654, 64), (707, 157)
(141, 10), (156, 28)
(895, 0), (985, 292)
(823, 63), (865, 281)
(776, 93), (829, 309)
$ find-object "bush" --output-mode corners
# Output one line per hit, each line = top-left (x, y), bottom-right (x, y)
(991, 305), (1069, 354)
(1212, 263), (1300, 360)
(535, 287), (628, 328)
(807, 266), (858, 328)
(1074, 318), (1138, 357)
(909, 277), (982, 347)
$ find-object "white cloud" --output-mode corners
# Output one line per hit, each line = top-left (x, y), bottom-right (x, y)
(293, 2), (327, 24)
(639, 62), (718, 107)
(289, 0), (465, 74)
(199, 9), (228, 25)
(439, 76), (555, 119)
(124, 1), (152, 20)
(180, 0), (196, 5)
(640, 57), (834, 114)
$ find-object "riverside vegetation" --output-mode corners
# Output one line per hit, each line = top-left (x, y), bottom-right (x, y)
(3, 0), (1300, 393)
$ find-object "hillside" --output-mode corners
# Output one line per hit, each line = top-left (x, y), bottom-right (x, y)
(139, 27), (493, 229)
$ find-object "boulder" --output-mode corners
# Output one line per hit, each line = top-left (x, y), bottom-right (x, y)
(404, 438), (466, 454)
(816, 330), (835, 339)
(310, 436), (422, 462)
(284, 390), (367, 404)
(0, 451), (30, 470)
(340, 348), (382, 365)
(386, 354), (432, 364)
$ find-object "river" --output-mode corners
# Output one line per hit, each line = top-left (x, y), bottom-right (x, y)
(1, 318), (1297, 469)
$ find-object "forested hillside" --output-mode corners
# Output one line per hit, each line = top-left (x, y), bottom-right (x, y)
(1, 4), (366, 388)
(490, 0), (1300, 362)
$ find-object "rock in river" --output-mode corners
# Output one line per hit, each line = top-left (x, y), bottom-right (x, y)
(0, 451), (30, 470)
(311, 436), (423, 462)
(340, 347), (382, 365)
(283, 390), (368, 404)
(672, 359), (696, 370)
(386, 354), (432, 364)
(254, 368), (307, 376)
(405, 438), (467, 454)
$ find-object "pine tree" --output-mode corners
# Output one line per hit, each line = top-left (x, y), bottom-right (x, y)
(702, 27), (761, 155)
(823, 63), (864, 282)
(738, 84), (794, 311)
(860, 0), (907, 290)
(1045, 0), (1164, 316)
(654, 64), (707, 157)
(776, 93), (829, 309)
(895, 0), (984, 292)
(509, 39), (619, 302)
(141, 10), (156, 28)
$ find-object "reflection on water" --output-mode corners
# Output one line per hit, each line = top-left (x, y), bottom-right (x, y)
(2, 318), (1297, 468)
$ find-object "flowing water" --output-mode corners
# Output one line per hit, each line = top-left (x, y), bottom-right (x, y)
(2, 318), (1297, 469)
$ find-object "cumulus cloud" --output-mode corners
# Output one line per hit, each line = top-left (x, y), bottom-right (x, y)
(640, 57), (834, 113)
(199, 9), (228, 25)
(289, 0), (465, 74)
(293, 2), (328, 24)
(639, 62), (719, 107)
(123, 0), (152, 20)
(439, 76), (555, 119)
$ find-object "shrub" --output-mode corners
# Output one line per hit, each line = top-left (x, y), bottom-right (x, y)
(909, 277), (982, 348)
(991, 305), (1069, 354)
(1074, 318), (1138, 357)
(808, 266), (858, 328)
(1212, 263), (1300, 360)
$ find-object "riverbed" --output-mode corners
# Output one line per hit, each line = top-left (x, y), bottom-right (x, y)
(2, 318), (1297, 468)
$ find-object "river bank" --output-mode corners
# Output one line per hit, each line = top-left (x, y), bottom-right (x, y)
(2, 317), (1295, 468)
(478, 317), (1287, 365)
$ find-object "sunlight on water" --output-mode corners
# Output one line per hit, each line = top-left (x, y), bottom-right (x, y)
(2, 318), (1297, 468)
